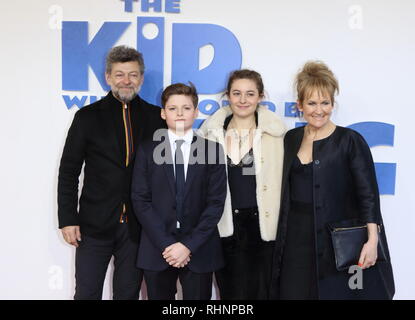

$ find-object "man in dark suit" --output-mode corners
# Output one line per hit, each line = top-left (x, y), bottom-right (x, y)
(57, 45), (166, 300)
(131, 83), (226, 299)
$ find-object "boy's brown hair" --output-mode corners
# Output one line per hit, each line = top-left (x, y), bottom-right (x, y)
(161, 82), (198, 108)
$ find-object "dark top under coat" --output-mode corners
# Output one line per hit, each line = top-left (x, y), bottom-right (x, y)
(224, 113), (258, 209)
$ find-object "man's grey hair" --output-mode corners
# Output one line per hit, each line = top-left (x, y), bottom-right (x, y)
(105, 45), (145, 75)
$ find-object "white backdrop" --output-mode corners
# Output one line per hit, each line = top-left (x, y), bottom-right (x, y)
(1, 0), (414, 299)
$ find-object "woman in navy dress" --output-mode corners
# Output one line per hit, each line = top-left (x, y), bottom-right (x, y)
(271, 61), (395, 300)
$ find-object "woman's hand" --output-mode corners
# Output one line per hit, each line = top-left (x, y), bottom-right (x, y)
(358, 223), (379, 269)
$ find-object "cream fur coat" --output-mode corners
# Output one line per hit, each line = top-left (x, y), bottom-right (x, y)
(198, 105), (286, 241)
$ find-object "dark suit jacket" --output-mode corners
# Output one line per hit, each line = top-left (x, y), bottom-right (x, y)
(58, 92), (166, 241)
(271, 126), (395, 299)
(131, 131), (226, 273)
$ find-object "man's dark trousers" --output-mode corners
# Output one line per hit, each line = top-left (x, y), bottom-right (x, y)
(74, 223), (143, 300)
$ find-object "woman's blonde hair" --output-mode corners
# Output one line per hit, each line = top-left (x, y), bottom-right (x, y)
(295, 61), (339, 105)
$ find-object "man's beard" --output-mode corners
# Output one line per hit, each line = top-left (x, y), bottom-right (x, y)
(113, 87), (137, 103)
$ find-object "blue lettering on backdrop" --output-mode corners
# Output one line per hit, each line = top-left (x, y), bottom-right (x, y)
(122, 0), (135, 12)
(261, 101), (276, 112)
(137, 17), (165, 105)
(63, 96), (106, 109)
(172, 24), (242, 94)
(89, 96), (99, 103)
(141, 0), (162, 12)
(348, 122), (396, 195)
(122, 0), (181, 13)
(62, 19), (242, 104)
(348, 122), (394, 148)
(193, 119), (204, 129)
(165, 0), (181, 13)
(285, 102), (299, 117)
(198, 99), (220, 116)
(62, 21), (130, 91)
(62, 95), (88, 109)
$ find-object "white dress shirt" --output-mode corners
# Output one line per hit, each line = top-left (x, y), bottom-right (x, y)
(167, 129), (194, 180)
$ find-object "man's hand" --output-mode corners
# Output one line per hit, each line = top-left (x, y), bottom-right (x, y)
(162, 242), (191, 268)
(61, 226), (81, 247)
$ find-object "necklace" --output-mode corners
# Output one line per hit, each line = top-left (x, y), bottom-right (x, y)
(305, 123), (335, 142)
(305, 126), (318, 141)
(228, 118), (256, 149)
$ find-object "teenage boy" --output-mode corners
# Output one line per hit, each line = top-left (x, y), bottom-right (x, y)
(131, 83), (226, 300)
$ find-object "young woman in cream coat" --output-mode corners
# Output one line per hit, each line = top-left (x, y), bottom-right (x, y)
(199, 69), (286, 299)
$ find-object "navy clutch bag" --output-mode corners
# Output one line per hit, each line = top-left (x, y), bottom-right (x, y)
(328, 219), (388, 271)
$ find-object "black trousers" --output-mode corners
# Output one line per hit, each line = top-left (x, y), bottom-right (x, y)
(143, 267), (213, 300)
(74, 223), (143, 300)
(215, 208), (275, 300)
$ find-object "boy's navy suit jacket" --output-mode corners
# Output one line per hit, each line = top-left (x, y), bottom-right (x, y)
(131, 130), (226, 272)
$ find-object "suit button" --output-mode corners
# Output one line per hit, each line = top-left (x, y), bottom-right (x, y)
(314, 160), (320, 165)
(316, 206), (321, 210)
(261, 157), (264, 163)
(265, 211), (270, 217)
(234, 209), (239, 214)
(263, 185), (268, 191)
(315, 184), (320, 188)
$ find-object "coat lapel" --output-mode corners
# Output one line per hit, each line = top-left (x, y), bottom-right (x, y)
(282, 127), (304, 189)
(290, 126), (305, 161)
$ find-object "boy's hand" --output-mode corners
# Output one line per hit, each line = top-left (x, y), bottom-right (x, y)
(162, 242), (191, 268)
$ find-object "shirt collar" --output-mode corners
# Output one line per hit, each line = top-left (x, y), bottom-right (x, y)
(168, 129), (194, 146)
